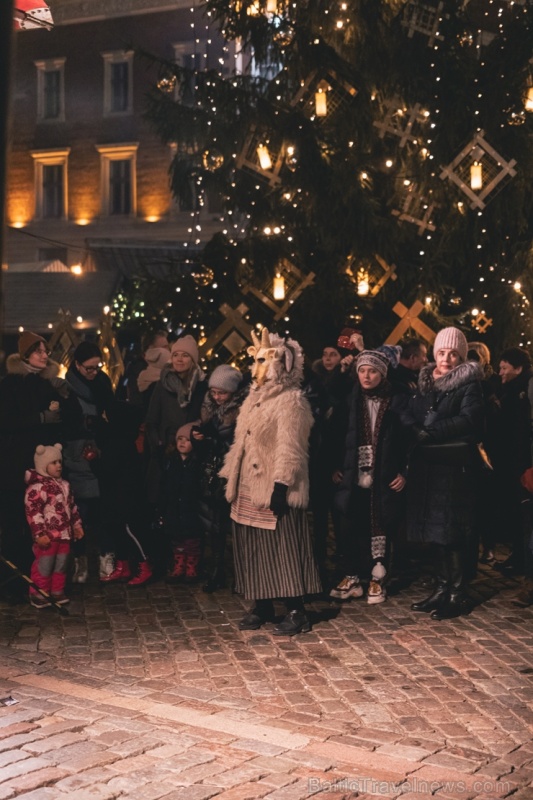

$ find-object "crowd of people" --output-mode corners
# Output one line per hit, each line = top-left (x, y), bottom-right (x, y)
(0, 322), (532, 631)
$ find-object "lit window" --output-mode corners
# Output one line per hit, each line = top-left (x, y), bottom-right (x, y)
(35, 58), (65, 121)
(102, 51), (133, 115)
(96, 143), (138, 216)
(31, 148), (70, 220)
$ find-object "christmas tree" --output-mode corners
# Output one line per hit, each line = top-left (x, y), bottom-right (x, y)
(135, 0), (533, 359)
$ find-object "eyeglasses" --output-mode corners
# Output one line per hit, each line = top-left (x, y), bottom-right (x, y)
(34, 346), (51, 356)
(80, 363), (102, 373)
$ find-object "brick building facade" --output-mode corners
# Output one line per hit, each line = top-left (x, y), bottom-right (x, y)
(5, 0), (228, 270)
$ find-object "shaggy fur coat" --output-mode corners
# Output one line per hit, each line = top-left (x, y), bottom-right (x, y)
(220, 379), (314, 509)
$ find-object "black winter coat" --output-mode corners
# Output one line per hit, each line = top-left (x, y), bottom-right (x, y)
(160, 451), (205, 543)
(492, 369), (532, 479)
(336, 383), (408, 532)
(397, 361), (484, 545)
(0, 356), (65, 495)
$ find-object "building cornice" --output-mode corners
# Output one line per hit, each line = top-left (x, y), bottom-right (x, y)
(51, 0), (191, 26)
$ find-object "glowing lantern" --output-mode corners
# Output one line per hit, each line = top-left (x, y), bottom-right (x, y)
(470, 162), (482, 190)
(357, 269), (370, 296)
(257, 144), (272, 170)
(315, 89), (328, 117)
(273, 273), (285, 300)
(525, 86), (533, 111)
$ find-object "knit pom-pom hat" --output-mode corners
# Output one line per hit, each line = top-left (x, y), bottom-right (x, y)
(34, 443), (62, 477)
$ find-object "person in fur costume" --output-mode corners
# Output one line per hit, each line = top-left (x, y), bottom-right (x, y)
(192, 365), (247, 593)
(396, 327), (484, 620)
(25, 444), (84, 608)
(220, 328), (322, 635)
(333, 350), (408, 605)
(0, 332), (66, 595)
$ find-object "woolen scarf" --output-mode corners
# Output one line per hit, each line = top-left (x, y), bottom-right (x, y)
(160, 363), (206, 408)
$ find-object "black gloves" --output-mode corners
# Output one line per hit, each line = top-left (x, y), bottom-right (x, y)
(40, 409), (61, 424)
(269, 482), (289, 518)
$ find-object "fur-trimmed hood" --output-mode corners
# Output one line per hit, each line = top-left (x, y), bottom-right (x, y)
(418, 360), (483, 396)
(6, 353), (61, 380)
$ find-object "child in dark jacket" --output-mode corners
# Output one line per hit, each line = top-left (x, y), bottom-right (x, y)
(25, 443), (84, 608)
(161, 422), (205, 582)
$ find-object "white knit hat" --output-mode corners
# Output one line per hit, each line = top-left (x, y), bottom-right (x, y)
(208, 365), (242, 394)
(34, 443), (62, 477)
(433, 327), (468, 362)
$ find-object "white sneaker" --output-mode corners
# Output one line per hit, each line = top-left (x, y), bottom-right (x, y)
(99, 553), (115, 579)
(330, 575), (363, 600)
(72, 556), (88, 584)
(367, 579), (386, 604)
(371, 561), (387, 581)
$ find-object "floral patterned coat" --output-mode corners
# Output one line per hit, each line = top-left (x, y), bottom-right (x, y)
(24, 470), (81, 542)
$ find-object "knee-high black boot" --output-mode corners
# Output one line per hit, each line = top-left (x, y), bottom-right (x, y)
(411, 545), (450, 613)
(431, 547), (469, 620)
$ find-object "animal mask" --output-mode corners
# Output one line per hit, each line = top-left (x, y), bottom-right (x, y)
(247, 328), (303, 388)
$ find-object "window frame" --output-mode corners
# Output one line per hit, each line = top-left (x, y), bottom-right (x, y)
(30, 148), (70, 220)
(34, 58), (66, 122)
(172, 41), (207, 106)
(102, 50), (134, 116)
(95, 142), (138, 217)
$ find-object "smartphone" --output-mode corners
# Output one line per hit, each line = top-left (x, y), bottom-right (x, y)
(337, 328), (361, 351)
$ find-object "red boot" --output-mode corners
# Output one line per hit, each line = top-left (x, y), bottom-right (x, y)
(100, 559), (131, 582)
(127, 561), (153, 586)
(166, 552), (186, 583)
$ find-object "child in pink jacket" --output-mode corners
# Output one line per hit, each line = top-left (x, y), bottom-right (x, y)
(25, 443), (84, 608)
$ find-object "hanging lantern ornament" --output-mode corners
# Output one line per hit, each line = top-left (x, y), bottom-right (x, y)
(357, 269), (370, 297)
(470, 161), (483, 191)
(315, 83), (328, 117)
(266, 0), (278, 12)
(273, 20), (295, 47)
(273, 273), (286, 300)
(256, 143), (273, 170)
(192, 265), (215, 287)
(157, 73), (177, 94)
(202, 149), (224, 171)
(525, 85), (533, 112)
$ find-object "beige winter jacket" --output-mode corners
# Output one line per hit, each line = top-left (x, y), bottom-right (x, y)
(219, 382), (313, 509)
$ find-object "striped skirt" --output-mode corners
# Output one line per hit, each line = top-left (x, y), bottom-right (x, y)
(233, 509), (322, 600)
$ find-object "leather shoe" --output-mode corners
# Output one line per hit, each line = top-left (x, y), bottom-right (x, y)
(239, 607), (274, 630)
(411, 586), (448, 613)
(272, 610), (311, 636)
(431, 593), (469, 620)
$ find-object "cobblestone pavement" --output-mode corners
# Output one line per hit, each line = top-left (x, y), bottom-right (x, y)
(0, 558), (533, 799)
